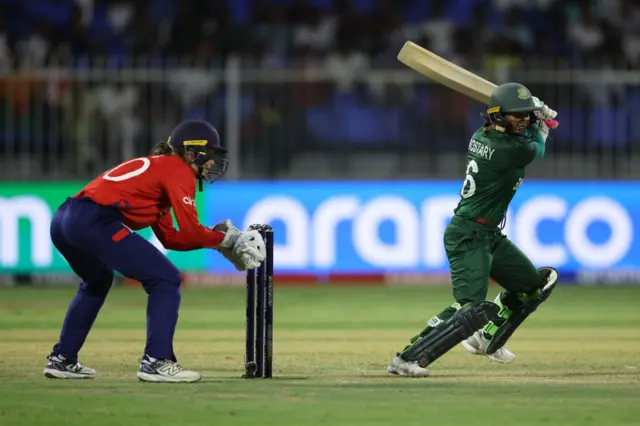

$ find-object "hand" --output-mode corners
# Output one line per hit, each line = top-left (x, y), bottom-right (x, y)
(231, 231), (267, 269)
(216, 246), (247, 271)
(216, 242), (263, 272)
(532, 96), (559, 129)
(538, 120), (552, 142)
(231, 231), (267, 270)
(212, 220), (245, 270)
(238, 251), (263, 270)
(210, 219), (234, 233)
(216, 227), (267, 271)
(240, 230), (267, 260)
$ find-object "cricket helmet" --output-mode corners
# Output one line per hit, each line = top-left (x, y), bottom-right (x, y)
(168, 119), (228, 188)
(488, 82), (540, 114)
(486, 82), (541, 135)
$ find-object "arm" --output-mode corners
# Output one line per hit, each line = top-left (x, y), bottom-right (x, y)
(153, 175), (225, 251)
(531, 125), (546, 160)
(514, 124), (547, 166)
(151, 211), (207, 251)
(531, 99), (558, 160)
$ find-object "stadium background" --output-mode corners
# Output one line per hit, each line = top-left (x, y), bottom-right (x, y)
(1, 0), (639, 286)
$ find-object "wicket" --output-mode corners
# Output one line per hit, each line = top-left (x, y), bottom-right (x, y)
(244, 224), (274, 378)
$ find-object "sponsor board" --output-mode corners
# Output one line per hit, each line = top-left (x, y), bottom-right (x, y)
(3, 181), (640, 285)
(204, 181), (640, 276)
(0, 183), (208, 272)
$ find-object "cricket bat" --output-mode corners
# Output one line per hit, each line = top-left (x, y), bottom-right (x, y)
(397, 41), (558, 128)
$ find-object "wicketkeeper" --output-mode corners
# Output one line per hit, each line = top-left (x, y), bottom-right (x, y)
(388, 83), (560, 377)
(45, 119), (265, 383)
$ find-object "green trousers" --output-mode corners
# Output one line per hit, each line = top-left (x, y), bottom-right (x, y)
(400, 216), (546, 352)
(444, 215), (542, 305)
(424, 216), (543, 329)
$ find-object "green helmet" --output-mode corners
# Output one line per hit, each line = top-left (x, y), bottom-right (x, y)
(487, 82), (541, 115)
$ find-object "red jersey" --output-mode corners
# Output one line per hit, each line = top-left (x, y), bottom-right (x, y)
(75, 155), (224, 251)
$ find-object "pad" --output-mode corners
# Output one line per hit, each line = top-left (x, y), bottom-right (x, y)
(400, 301), (500, 367)
(486, 267), (558, 354)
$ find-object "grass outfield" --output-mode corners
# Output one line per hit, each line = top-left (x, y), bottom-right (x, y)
(0, 284), (639, 426)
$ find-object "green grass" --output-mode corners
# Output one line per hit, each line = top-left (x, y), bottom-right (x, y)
(0, 284), (639, 426)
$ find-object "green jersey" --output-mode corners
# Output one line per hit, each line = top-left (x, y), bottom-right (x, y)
(454, 127), (538, 226)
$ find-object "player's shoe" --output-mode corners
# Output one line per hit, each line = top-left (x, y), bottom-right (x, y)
(386, 355), (429, 377)
(462, 330), (516, 364)
(44, 353), (96, 379)
(137, 354), (201, 383)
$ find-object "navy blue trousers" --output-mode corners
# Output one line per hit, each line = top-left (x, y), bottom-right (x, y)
(50, 197), (182, 362)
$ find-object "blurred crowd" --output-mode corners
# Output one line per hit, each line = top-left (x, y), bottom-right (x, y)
(0, 0), (639, 180)
(1, 0), (640, 69)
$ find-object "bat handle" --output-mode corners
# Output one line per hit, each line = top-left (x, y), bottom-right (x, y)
(544, 119), (559, 129)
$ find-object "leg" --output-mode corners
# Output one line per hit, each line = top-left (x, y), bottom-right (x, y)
(62, 220), (182, 361)
(388, 222), (498, 376)
(412, 223), (495, 340)
(485, 237), (558, 354)
(398, 301), (499, 367)
(58, 199), (198, 382)
(90, 233), (200, 382)
(45, 202), (112, 378)
(491, 235), (544, 295)
(51, 216), (114, 362)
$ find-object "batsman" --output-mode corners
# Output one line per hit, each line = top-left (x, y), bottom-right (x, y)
(388, 82), (560, 377)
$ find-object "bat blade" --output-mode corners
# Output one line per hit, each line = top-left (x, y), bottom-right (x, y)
(397, 41), (559, 129)
(397, 41), (496, 104)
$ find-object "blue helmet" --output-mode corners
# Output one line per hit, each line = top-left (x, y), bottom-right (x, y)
(168, 119), (228, 188)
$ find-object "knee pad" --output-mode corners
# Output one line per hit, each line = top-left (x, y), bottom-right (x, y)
(538, 267), (558, 290)
(504, 267), (559, 306)
(486, 267), (558, 354)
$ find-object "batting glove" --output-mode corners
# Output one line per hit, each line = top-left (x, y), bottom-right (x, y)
(532, 96), (559, 129)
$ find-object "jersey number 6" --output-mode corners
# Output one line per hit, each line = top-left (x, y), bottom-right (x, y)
(460, 160), (479, 199)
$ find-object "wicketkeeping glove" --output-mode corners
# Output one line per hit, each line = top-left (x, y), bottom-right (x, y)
(213, 220), (266, 271)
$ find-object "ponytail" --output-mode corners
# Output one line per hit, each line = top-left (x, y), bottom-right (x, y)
(152, 141), (173, 155)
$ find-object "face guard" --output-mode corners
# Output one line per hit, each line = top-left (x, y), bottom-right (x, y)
(485, 83), (542, 140)
(183, 140), (229, 191)
(486, 108), (541, 137)
(194, 149), (228, 182)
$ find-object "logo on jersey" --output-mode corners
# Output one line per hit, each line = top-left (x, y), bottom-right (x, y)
(183, 197), (196, 207)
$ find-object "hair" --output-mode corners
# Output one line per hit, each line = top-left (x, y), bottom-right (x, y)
(152, 141), (173, 155)
(152, 141), (193, 166)
(480, 113), (493, 132)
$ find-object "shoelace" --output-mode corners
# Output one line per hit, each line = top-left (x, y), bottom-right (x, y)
(162, 361), (184, 371)
(156, 360), (185, 371)
(69, 363), (85, 372)
(49, 355), (84, 372)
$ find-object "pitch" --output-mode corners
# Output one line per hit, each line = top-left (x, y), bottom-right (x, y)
(1, 284), (639, 426)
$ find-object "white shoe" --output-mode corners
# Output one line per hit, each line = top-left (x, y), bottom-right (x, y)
(462, 330), (516, 364)
(137, 354), (201, 383)
(386, 355), (429, 377)
(44, 353), (96, 379)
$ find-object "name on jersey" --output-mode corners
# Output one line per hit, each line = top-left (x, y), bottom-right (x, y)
(468, 139), (495, 160)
